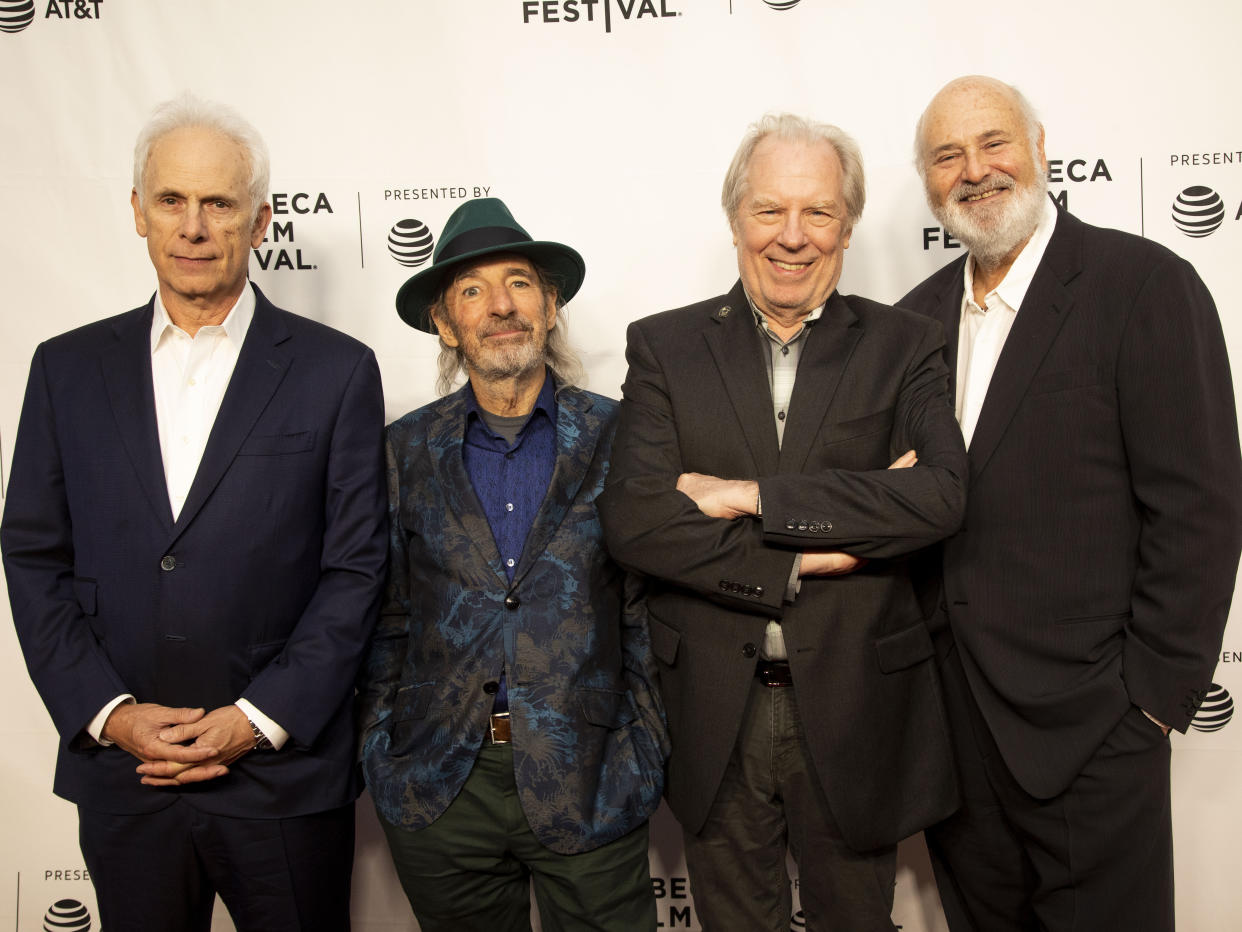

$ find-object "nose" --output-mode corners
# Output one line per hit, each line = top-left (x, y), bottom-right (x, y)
(489, 284), (517, 315)
(962, 148), (988, 184)
(179, 202), (207, 240)
(776, 212), (807, 251)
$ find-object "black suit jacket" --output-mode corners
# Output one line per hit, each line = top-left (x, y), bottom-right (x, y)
(598, 282), (967, 850)
(2, 284), (388, 818)
(899, 209), (1242, 798)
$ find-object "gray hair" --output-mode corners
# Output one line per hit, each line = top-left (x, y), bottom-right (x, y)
(913, 76), (1043, 180)
(430, 264), (585, 396)
(721, 113), (866, 232)
(133, 93), (270, 219)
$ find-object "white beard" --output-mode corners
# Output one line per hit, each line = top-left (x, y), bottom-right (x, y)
(932, 170), (1048, 271)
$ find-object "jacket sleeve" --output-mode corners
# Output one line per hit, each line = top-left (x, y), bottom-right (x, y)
(239, 349), (388, 748)
(598, 319), (798, 616)
(1114, 255), (1242, 730)
(2, 344), (131, 742)
(757, 315), (967, 555)
(355, 434), (410, 755)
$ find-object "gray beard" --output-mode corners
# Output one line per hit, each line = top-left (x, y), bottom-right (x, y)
(932, 172), (1048, 271)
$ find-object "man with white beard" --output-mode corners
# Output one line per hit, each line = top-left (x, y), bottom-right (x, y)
(899, 75), (1242, 932)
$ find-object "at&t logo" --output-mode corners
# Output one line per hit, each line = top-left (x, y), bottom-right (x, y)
(0, 0), (35, 32)
(1171, 186), (1227, 238)
(44, 899), (91, 932)
(762, 0), (802, 9)
(1190, 684), (1234, 733)
(389, 220), (435, 268)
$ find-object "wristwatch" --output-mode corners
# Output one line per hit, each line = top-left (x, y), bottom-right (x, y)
(247, 718), (274, 751)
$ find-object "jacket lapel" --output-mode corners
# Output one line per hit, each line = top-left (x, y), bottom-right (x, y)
(99, 300), (175, 530)
(702, 281), (780, 476)
(777, 291), (861, 475)
(426, 389), (506, 580)
(169, 287), (291, 543)
(512, 384), (601, 586)
(966, 211), (1083, 478)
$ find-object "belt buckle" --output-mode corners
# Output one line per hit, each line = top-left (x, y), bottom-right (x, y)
(487, 712), (511, 744)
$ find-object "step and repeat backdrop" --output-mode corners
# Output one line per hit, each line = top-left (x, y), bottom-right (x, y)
(2, 1), (1241, 929)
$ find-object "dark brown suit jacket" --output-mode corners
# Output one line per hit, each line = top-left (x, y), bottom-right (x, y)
(899, 209), (1242, 798)
(598, 282), (967, 850)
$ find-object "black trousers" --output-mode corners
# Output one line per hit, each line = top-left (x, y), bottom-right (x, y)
(927, 640), (1174, 932)
(78, 798), (355, 932)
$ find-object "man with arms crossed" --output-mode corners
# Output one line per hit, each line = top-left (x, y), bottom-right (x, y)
(899, 75), (1242, 931)
(597, 114), (967, 931)
(1, 95), (387, 930)
(358, 197), (667, 931)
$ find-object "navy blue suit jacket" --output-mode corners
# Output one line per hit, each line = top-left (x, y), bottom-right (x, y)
(2, 284), (387, 818)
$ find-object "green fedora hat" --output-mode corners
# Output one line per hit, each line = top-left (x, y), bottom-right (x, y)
(396, 197), (586, 333)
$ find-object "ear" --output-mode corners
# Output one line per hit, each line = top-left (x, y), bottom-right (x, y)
(544, 290), (559, 330)
(249, 201), (273, 249)
(429, 302), (460, 348)
(131, 189), (148, 238)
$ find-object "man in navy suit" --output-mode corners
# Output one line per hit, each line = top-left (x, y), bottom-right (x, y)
(899, 75), (1242, 931)
(1, 94), (387, 931)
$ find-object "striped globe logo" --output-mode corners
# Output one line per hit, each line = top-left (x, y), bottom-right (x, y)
(1190, 683), (1234, 733)
(388, 219), (435, 268)
(44, 900), (91, 932)
(0, 0), (36, 34)
(1171, 186), (1225, 238)
(762, 0), (802, 9)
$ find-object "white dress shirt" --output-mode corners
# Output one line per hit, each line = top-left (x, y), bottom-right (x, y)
(88, 284), (287, 750)
(956, 199), (1058, 448)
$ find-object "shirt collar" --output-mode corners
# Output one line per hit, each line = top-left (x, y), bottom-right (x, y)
(464, 366), (558, 430)
(744, 290), (827, 337)
(962, 198), (1059, 313)
(150, 281), (256, 355)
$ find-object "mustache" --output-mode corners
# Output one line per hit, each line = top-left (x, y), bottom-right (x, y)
(952, 175), (1016, 202)
(478, 317), (535, 338)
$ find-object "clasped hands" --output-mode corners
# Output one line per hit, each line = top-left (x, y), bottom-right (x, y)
(101, 701), (258, 786)
(676, 450), (918, 578)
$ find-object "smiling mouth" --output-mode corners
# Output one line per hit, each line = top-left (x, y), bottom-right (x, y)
(770, 259), (812, 272)
(962, 189), (1005, 203)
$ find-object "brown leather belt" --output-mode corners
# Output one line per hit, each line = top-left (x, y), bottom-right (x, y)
(484, 712), (512, 744)
(755, 660), (793, 687)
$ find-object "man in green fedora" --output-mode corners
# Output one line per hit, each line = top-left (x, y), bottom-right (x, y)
(358, 197), (668, 930)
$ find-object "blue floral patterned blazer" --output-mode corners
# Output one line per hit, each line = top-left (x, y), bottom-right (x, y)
(358, 379), (668, 855)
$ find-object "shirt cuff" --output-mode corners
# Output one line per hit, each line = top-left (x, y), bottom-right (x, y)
(88, 695), (135, 745)
(236, 698), (289, 751)
(785, 554), (802, 602)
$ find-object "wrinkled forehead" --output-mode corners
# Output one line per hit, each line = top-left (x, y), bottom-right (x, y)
(450, 252), (539, 285)
(921, 80), (1028, 149)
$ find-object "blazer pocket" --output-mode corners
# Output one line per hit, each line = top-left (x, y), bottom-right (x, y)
(875, 620), (935, 673)
(389, 682), (435, 756)
(1053, 610), (1130, 627)
(577, 687), (637, 729)
(1027, 365), (1105, 397)
(648, 614), (680, 667)
(73, 576), (97, 616)
(823, 406), (894, 446)
(237, 431), (316, 456)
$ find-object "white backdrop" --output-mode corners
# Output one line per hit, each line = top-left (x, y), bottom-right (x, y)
(3, 1), (1241, 929)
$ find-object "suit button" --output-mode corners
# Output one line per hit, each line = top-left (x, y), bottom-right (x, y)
(504, 595), (520, 610)
(483, 681), (499, 694)
(719, 580), (730, 591)
(160, 555), (177, 571)
(754, 586), (764, 597)
(742, 643), (757, 658)
(821, 521), (832, 532)
(808, 522), (820, 532)
(797, 523), (807, 531)
(785, 521), (796, 530)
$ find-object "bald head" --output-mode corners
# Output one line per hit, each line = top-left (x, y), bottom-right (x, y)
(914, 76), (1043, 180)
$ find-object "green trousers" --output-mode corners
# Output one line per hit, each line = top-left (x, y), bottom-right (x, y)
(378, 742), (656, 931)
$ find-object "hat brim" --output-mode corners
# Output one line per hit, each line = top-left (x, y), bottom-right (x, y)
(396, 240), (586, 334)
